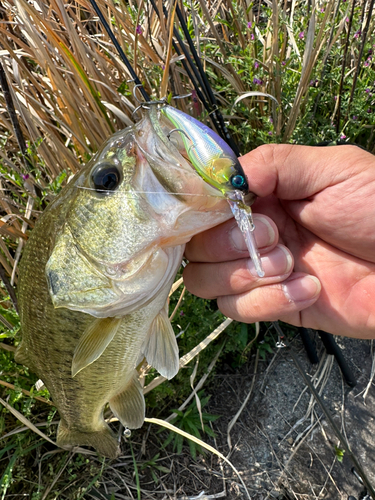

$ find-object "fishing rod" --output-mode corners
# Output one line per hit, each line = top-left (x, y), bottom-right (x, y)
(89, 0), (222, 141)
(89, 0), (240, 155)
(89, 0), (150, 103)
(148, 0), (214, 112)
(157, 0), (241, 156)
(172, 2), (241, 156)
(147, 0), (228, 142)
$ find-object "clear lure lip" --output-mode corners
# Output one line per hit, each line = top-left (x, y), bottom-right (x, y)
(226, 190), (265, 278)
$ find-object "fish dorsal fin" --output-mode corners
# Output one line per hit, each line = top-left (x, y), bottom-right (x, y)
(142, 304), (179, 380)
(72, 317), (122, 377)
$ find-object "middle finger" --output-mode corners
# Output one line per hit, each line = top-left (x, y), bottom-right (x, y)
(183, 244), (293, 299)
(185, 214), (279, 263)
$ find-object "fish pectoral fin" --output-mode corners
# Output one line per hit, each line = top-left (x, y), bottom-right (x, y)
(72, 317), (122, 377)
(142, 305), (179, 380)
(109, 372), (145, 429)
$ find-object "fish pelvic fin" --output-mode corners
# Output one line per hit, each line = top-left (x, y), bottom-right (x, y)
(15, 341), (34, 370)
(56, 420), (119, 459)
(72, 317), (122, 377)
(109, 372), (145, 429)
(142, 304), (179, 380)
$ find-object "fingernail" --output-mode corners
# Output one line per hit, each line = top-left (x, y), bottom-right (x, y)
(253, 216), (276, 247)
(283, 276), (321, 302)
(248, 245), (292, 277)
(230, 217), (275, 251)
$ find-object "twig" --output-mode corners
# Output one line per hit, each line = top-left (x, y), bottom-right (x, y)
(227, 349), (259, 450)
(41, 452), (74, 500)
(166, 343), (224, 422)
(0, 314), (14, 331)
(0, 378), (54, 406)
(169, 286), (186, 322)
(143, 317), (233, 394)
(0, 342), (16, 352)
(363, 339), (375, 400)
(11, 195), (34, 286)
(289, 347), (375, 500)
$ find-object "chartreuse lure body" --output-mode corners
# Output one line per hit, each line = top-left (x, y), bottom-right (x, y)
(160, 105), (248, 194)
(161, 105), (265, 277)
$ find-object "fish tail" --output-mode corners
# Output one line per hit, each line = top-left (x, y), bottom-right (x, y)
(56, 420), (120, 459)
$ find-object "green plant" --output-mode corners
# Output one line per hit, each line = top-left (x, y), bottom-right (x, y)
(162, 392), (219, 459)
(334, 445), (345, 463)
(139, 453), (170, 484)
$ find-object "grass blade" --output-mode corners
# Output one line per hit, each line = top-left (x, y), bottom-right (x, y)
(144, 417), (251, 500)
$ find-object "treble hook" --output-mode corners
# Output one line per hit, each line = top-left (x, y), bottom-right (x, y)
(172, 93), (193, 100)
(132, 84), (150, 104)
(166, 128), (193, 143)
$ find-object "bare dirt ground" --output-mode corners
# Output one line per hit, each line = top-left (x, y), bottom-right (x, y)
(202, 333), (375, 500)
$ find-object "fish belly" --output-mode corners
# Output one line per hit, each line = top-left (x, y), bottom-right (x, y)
(17, 248), (170, 458)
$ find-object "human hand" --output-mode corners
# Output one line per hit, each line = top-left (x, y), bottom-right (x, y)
(183, 144), (375, 339)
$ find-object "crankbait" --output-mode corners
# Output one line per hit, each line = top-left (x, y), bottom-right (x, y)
(161, 105), (265, 277)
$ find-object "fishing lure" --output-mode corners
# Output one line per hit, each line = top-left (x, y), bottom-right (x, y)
(161, 105), (265, 277)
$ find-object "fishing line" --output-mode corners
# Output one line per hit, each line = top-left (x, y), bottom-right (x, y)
(75, 186), (222, 198)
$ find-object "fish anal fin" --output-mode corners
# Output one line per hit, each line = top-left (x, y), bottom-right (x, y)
(72, 317), (122, 377)
(57, 420), (119, 459)
(109, 373), (145, 429)
(142, 305), (179, 380)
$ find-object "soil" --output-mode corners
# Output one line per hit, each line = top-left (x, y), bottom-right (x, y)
(204, 332), (375, 500)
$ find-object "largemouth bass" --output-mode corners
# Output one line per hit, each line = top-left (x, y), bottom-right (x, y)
(16, 106), (254, 458)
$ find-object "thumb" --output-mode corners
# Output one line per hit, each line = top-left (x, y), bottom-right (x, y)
(239, 144), (368, 200)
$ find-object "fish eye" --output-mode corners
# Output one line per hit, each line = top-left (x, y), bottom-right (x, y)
(231, 174), (247, 189)
(91, 162), (122, 192)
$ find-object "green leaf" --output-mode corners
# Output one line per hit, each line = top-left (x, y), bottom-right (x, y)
(334, 445), (345, 462)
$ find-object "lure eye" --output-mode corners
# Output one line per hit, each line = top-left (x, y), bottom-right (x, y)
(231, 174), (246, 189)
(91, 162), (122, 192)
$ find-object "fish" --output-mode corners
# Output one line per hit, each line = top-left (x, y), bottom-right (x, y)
(15, 105), (255, 458)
